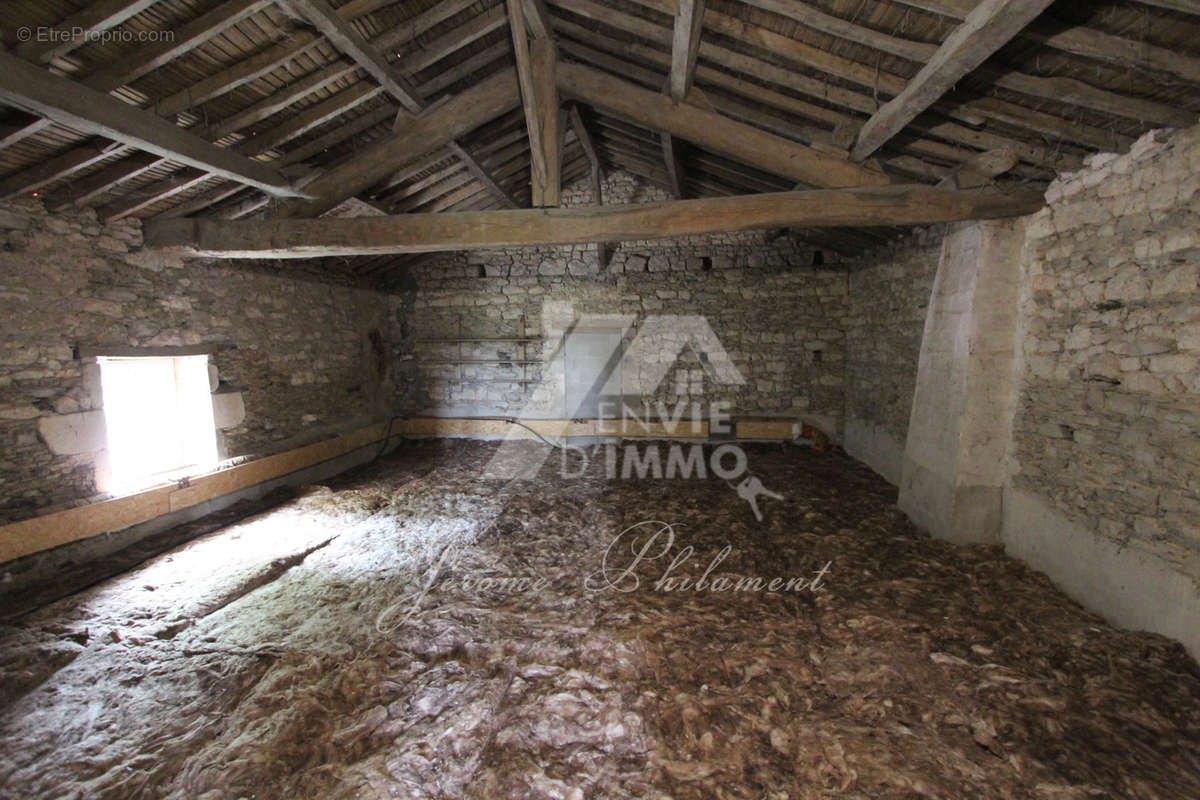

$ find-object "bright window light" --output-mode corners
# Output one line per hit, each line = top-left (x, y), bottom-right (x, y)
(98, 355), (218, 492)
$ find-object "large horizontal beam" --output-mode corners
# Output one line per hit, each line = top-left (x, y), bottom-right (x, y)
(556, 62), (890, 188)
(0, 50), (305, 198)
(146, 185), (1043, 257)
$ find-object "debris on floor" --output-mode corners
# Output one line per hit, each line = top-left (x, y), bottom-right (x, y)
(1, 439), (1197, 799)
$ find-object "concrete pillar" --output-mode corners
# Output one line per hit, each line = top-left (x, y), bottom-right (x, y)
(898, 218), (1026, 544)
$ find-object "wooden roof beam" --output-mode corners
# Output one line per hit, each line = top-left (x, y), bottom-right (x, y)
(0, 0), (274, 152)
(156, 182), (250, 220)
(0, 140), (117, 200)
(155, 0), (460, 119)
(936, 148), (1018, 189)
(98, 170), (214, 222)
(8, 0), (473, 209)
(1137, 1), (1200, 14)
(891, 1), (1200, 82)
(84, 0), (275, 95)
(568, 103), (606, 260)
(569, 104), (604, 204)
(145, 185), (1044, 258)
(507, 0), (562, 207)
(521, 0), (556, 38)
(0, 50), (306, 198)
(661, 134), (685, 199)
(273, 68), (522, 218)
(611, 0), (1190, 128)
(551, 1), (1112, 158)
(661, 0), (706, 200)
(398, 5), (507, 74)
(281, 0), (424, 115)
(558, 62), (889, 188)
(46, 152), (163, 210)
(447, 141), (521, 208)
(668, 0), (706, 102)
(16, 0), (160, 65)
(153, 34), (323, 119)
(852, 0), (1056, 162)
(741, 0), (935, 63)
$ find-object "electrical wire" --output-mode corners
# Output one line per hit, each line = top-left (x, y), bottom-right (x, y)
(504, 417), (565, 449)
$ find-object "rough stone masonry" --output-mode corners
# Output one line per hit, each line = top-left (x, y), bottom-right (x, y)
(0, 200), (397, 525)
(396, 170), (854, 429)
(1013, 124), (1200, 571)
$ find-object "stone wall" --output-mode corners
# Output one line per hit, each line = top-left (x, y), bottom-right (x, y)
(1003, 125), (1200, 657)
(0, 200), (396, 524)
(1012, 127), (1200, 565)
(842, 229), (943, 484)
(397, 171), (850, 430)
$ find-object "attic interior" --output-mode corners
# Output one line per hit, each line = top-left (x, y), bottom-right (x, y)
(1, 0), (1200, 797)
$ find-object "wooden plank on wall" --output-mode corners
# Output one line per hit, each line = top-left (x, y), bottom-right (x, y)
(0, 422), (394, 564)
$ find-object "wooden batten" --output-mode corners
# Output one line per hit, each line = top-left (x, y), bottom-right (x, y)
(0, 422), (395, 564)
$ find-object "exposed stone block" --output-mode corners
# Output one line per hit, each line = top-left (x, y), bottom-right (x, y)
(37, 411), (107, 455)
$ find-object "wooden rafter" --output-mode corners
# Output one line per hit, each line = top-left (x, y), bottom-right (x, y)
(0, 141), (116, 200)
(852, 0), (1057, 162)
(16, 0), (160, 65)
(551, 2), (1110, 162)
(742, 0), (934, 62)
(85, 0), (275, 97)
(152, 34), (324, 119)
(3, 0), (488, 216)
(137, 0), (526, 220)
(889, 0), (1200, 82)
(0, 50), (305, 198)
(937, 148), (1018, 190)
(662, 133), (685, 199)
(607, 0), (1191, 128)
(568, 103), (606, 264)
(47, 152), (162, 211)
(568, 104), (603, 204)
(282, 0), (424, 115)
(521, 0), (556, 39)
(447, 141), (520, 208)
(99, 171), (215, 222)
(273, 69), (522, 218)
(557, 63), (890, 189)
(145, 185), (1044, 258)
(0, 0), (275, 153)
(2, 0), (1194, 232)
(398, 6), (507, 74)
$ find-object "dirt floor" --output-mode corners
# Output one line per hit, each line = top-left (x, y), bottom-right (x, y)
(1, 439), (1198, 799)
